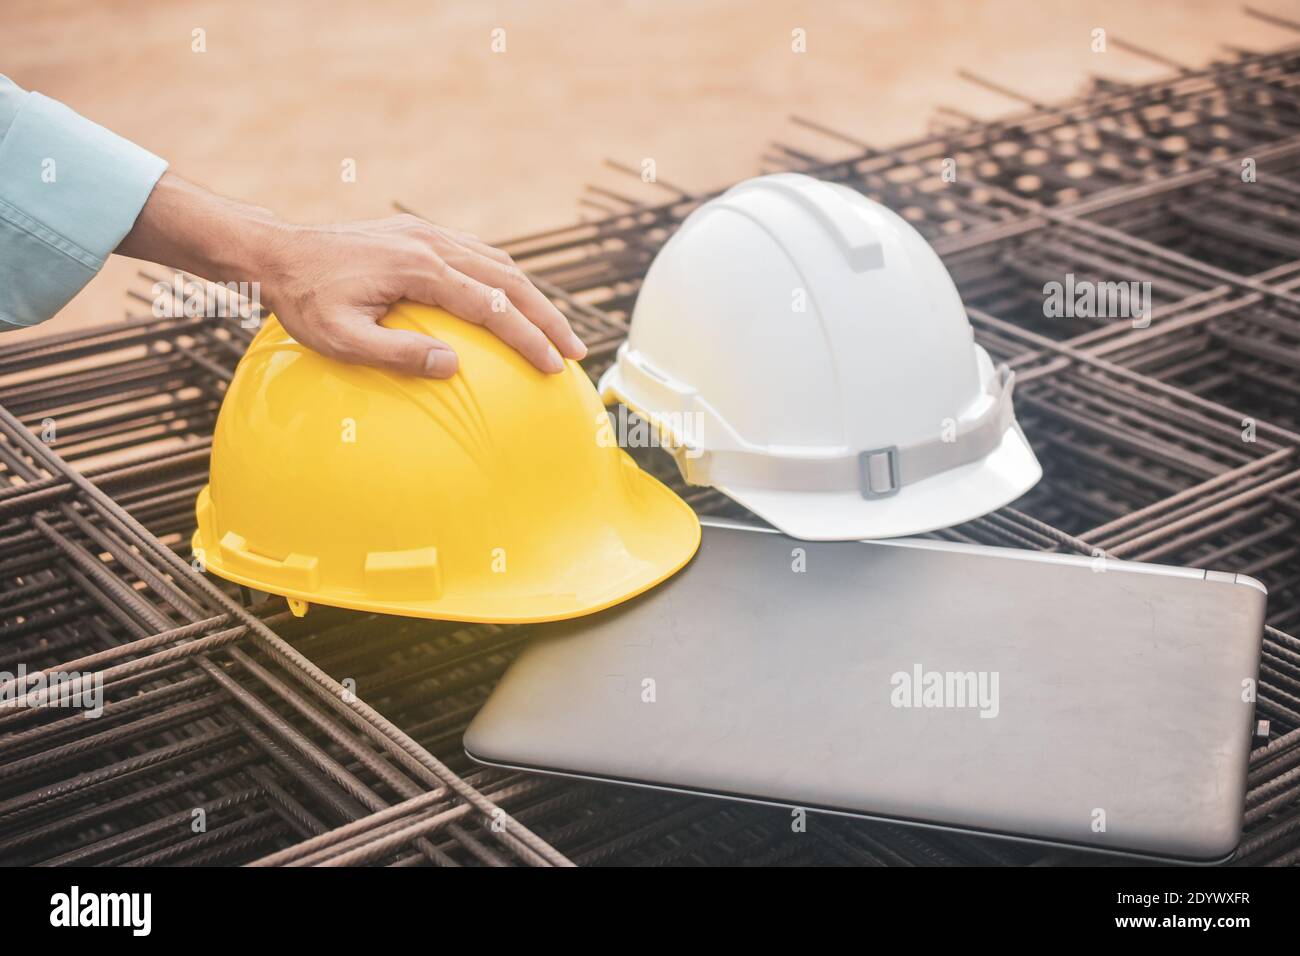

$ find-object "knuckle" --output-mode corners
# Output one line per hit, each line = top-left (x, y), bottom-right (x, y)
(404, 243), (446, 273)
(400, 215), (441, 242)
(393, 347), (425, 373)
(459, 297), (491, 326)
(394, 235), (426, 256)
(501, 265), (530, 287)
(480, 308), (508, 334)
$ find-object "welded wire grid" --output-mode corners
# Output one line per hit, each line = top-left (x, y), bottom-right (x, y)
(4, 18), (1300, 866)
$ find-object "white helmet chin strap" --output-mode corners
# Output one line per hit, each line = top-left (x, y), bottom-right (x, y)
(670, 365), (1018, 499)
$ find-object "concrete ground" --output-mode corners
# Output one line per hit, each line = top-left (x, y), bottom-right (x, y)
(1, 0), (1294, 341)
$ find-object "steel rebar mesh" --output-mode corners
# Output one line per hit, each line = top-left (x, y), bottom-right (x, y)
(3, 36), (1300, 866)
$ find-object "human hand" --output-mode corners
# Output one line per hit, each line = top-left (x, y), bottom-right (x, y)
(259, 214), (586, 377)
(116, 174), (586, 377)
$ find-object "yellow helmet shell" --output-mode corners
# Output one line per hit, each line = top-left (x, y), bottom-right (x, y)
(193, 303), (700, 623)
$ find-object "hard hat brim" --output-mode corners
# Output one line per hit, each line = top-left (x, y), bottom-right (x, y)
(715, 422), (1042, 541)
(192, 469), (701, 624)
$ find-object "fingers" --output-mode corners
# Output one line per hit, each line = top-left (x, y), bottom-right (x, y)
(395, 215), (587, 364)
(436, 225), (514, 266)
(408, 264), (566, 374)
(455, 255), (587, 361)
(277, 214), (588, 377)
(391, 214), (510, 265)
(307, 311), (460, 378)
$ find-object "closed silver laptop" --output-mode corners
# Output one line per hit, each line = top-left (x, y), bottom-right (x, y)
(465, 519), (1267, 862)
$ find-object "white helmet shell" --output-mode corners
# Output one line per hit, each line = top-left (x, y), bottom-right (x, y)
(599, 173), (1042, 540)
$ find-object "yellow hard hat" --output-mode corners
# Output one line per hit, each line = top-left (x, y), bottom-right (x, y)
(192, 303), (700, 623)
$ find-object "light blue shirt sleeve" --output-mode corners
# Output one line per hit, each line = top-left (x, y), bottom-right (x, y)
(0, 74), (168, 330)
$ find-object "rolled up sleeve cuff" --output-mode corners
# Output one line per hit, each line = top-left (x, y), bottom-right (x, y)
(0, 91), (167, 328)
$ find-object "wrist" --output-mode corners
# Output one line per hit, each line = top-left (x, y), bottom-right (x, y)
(213, 202), (287, 281)
(244, 219), (305, 312)
(187, 185), (291, 288)
(118, 172), (291, 289)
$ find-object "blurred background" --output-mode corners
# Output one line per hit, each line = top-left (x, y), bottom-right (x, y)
(2, 0), (1291, 340)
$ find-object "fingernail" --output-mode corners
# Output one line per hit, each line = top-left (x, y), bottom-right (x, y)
(546, 346), (565, 373)
(424, 347), (458, 377)
(570, 335), (588, 360)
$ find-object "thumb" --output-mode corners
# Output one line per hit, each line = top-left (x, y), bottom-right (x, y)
(329, 314), (459, 378)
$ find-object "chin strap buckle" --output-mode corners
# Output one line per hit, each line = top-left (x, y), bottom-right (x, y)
(858, 445), (900, 499)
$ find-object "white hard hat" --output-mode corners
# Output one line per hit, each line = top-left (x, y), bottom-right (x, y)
(598, 172), (1042, 540)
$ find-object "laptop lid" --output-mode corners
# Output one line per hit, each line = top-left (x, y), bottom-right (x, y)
(464, 520), (1267, 862)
